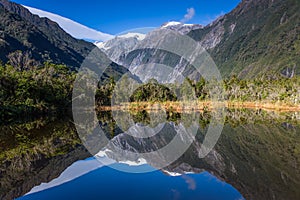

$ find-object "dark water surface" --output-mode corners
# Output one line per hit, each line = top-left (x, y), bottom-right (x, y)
(0, 109), (299, 200)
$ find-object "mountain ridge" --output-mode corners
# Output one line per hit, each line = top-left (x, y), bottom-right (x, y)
(24, 6), (114, 41)
(0, 0), (95, 68)
(96, 0), (299, 79)
(188, 0), (300, 78)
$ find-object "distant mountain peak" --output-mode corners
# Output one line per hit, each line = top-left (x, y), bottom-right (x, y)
(161, 21), (182, 28)
(161, 21), (203, 34)
(95, 32), (145, 50)
(115, 32), (146, 40)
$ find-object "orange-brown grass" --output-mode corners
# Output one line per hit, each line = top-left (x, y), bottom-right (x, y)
(97, 101), (300, 113)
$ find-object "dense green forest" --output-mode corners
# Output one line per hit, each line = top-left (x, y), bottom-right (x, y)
(97, 75), (300, 106)
(189, 75), (300, 104)
(0, 63), (75, 119)
(1, 62), (300, 121)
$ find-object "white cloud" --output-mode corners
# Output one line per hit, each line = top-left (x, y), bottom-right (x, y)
(182, 175), (196, 190)
(181, 7), (195, 23)
(24, 6), (114, 41)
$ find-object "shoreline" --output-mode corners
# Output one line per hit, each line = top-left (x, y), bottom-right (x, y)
(97, 101), (300, 112)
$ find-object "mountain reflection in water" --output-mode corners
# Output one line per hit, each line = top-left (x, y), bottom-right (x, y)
(0, 109), (299, 200)
(20, 157), (243, 200)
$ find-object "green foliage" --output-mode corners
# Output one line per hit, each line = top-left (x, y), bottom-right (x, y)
(0, 2), (94, 68)
(131, 110), (151, 124)
(0, 63), (75, 118)
(222, 75), (300, 103)
(96, 75), (300, 106)
(95, 76), (116, 106)
(187, 75), (300, 104)
(188, 0), (300, 78)
(1, 62), (299, 123)
(130, 82), (177, 102)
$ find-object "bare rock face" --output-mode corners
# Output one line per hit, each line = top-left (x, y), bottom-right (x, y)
(95, 23), (206, 83)
(95, 33), (145, 64)
(95, 22), (203, 66)
(198, 17), (226, 49)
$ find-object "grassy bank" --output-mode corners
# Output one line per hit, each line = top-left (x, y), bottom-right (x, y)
(98, 100), (300, 112)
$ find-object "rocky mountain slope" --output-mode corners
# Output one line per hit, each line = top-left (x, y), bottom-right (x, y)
(188, 0), (300, 78)
(96, 23), (204, 82)
(95, 32), (146, 64)
(96, 22), (202, 64)
(98, 0), (299, 79)
(0, 0), (97, 69)
(0, 0), (132, 84)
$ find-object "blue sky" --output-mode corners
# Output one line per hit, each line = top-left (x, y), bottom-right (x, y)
(11, 0), (241, 35)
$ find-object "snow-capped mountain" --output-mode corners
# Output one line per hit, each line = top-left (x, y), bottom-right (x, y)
(95, 21), (202, 69)
(161, 21), (203, 34)
(95, 32), (145, 50)
(93, 121), (224, 177)
(120, 28), (193, 83)
(95, 32), (146, 63)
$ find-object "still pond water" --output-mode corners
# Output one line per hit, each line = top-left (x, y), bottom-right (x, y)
(0, 109), (299, 200)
